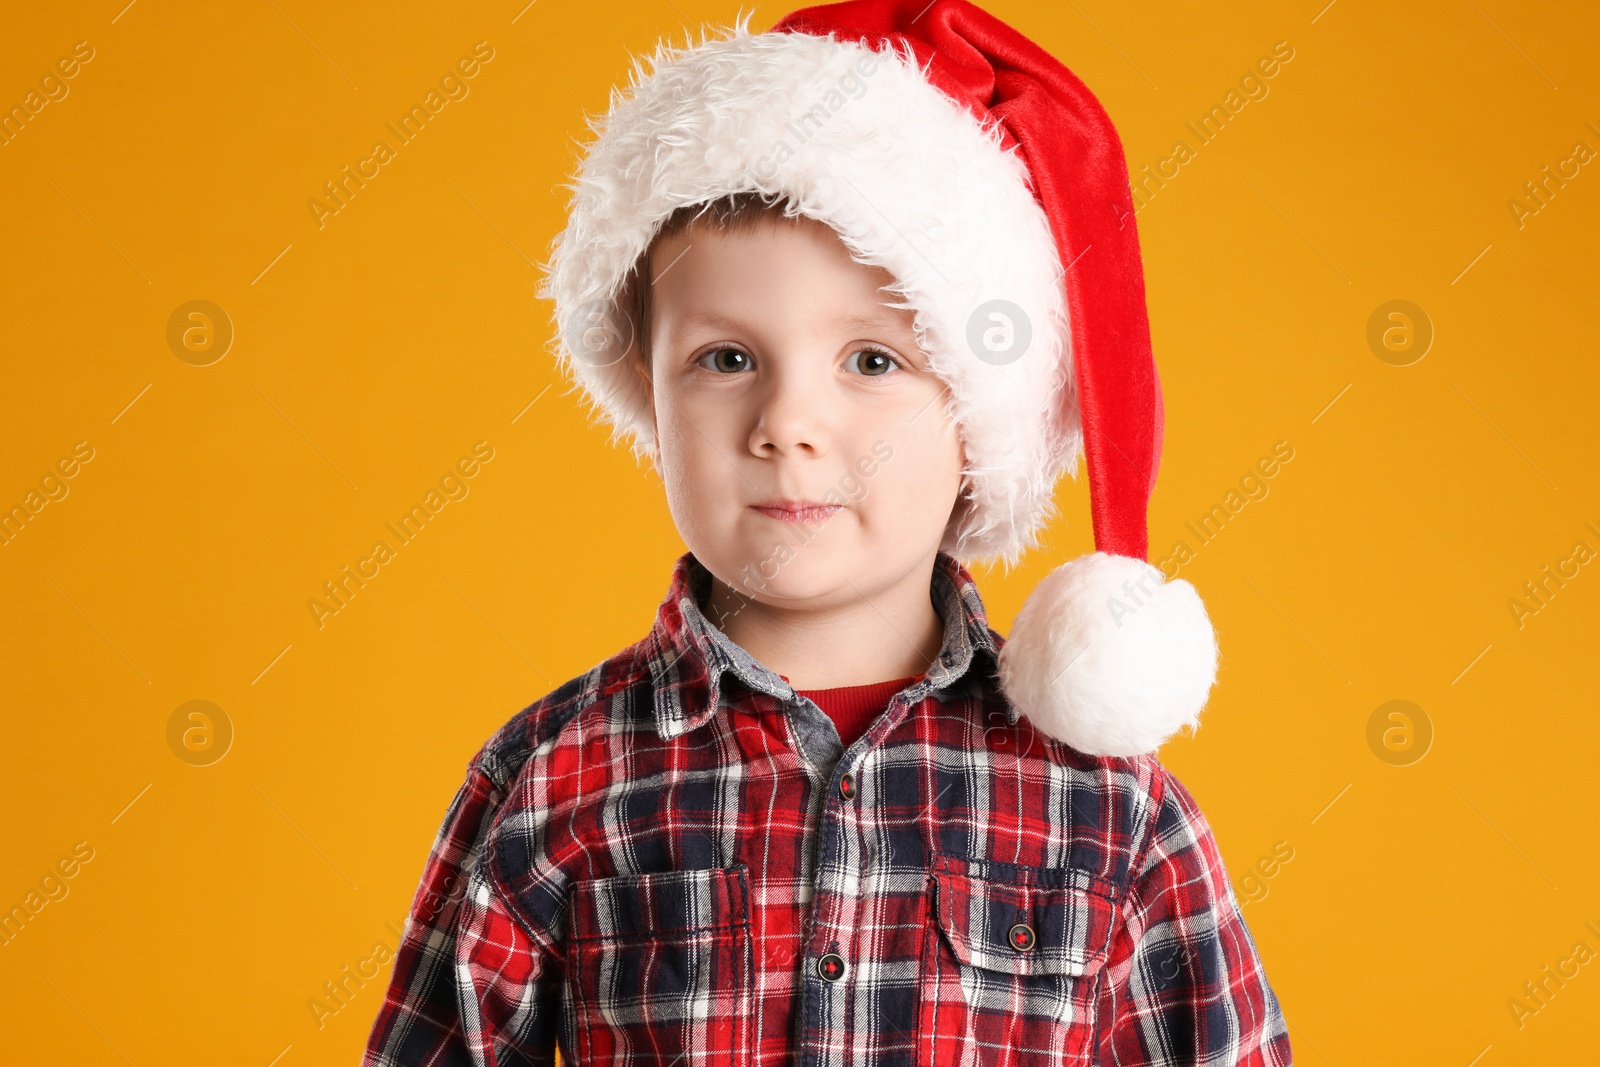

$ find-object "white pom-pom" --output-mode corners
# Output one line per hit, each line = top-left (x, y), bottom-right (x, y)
(997, 552), (1219, 757)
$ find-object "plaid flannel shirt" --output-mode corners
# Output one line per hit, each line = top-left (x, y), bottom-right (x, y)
(363, 550), (1292, 1067)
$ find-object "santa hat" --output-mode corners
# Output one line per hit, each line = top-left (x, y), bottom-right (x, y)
(538, 0), (1218, 756)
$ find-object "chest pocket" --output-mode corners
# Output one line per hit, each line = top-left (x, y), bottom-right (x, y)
(920, 853), (1119, 1067)
(566, 863), (755, 1067)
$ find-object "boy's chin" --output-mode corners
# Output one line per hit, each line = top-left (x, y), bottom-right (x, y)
(703, 537), (863, 604)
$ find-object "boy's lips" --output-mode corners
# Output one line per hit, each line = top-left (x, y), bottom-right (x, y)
(750, 499), (843, 524)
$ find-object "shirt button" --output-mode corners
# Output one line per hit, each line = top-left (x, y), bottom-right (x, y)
(1009, 923), (1036, 951)
(838, 772), (856, 800)
(817, 952), (847, 982)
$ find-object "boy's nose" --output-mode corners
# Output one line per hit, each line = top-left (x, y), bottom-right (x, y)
(749, 374), (831, 458)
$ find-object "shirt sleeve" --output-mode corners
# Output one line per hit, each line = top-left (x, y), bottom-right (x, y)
(361, 755), (564, 1067)
(454, 856), (566, 1065)
(1095, 765), (1294, 1065)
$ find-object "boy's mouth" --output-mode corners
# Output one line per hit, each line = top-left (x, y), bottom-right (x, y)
(750, 499), (843, 524)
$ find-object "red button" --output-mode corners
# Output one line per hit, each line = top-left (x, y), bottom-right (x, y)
(839, 772), (856, 800)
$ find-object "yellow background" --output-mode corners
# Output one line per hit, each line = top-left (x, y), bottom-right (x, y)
(2, 0), (1596, 1063)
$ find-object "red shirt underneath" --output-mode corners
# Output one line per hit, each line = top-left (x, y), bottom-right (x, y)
(782, 673), (922, 751)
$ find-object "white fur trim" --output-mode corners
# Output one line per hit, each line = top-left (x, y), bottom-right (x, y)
(997, 553), (1219, 756)
(537, 13), (1079, 568)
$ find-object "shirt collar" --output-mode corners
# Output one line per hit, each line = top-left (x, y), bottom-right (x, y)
(643, 550), (1007, 740)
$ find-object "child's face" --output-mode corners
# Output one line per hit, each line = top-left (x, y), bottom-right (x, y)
(639, 214), (965, 609)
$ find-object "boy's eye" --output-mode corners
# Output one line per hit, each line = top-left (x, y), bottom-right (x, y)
(692, 346), (903, 376)
(695, 347), (752, 374)
(846, 347), (900, 377)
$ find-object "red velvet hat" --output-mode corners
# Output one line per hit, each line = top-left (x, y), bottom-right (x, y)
(540, 0), (1219, 755)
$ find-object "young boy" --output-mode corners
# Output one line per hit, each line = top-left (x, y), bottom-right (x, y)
(364, 2), (1292, 1065)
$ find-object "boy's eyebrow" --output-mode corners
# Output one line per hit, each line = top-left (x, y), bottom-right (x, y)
(676, 308), (909, 335)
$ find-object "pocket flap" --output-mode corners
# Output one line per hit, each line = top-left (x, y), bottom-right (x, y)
(931, 854), (1118, 978)
(569, 863), (751, 942)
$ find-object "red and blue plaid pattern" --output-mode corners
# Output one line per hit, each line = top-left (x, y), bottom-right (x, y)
(363, 551), (1293, 1066)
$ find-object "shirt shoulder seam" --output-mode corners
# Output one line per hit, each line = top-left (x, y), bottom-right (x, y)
(478, 646), (654, 950)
